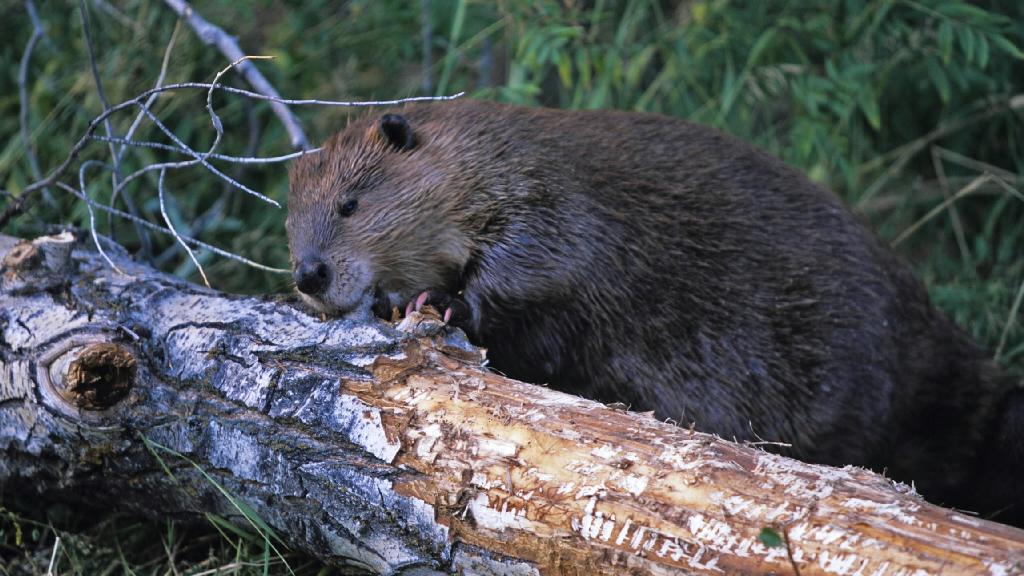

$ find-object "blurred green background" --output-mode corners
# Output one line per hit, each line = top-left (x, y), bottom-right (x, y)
(1, 0), (1023, 572)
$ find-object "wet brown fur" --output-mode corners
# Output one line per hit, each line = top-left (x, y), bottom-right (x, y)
(287, 100), (1023, 524)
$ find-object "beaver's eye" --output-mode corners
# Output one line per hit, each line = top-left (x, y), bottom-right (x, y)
(337, 199), (358, 217)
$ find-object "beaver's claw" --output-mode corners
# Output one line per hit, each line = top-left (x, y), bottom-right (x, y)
(405, 290), (470, 326)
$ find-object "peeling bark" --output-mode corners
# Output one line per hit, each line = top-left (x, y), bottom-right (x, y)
(1, 232), (1023, 575)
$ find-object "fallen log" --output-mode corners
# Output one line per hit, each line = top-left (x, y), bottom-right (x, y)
(1, 232), (1022, 575)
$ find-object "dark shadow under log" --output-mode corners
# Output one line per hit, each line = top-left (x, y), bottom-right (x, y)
(1, 232), (1023, 575)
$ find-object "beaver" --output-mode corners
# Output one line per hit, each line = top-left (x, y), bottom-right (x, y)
(286, 100), (1023, 524)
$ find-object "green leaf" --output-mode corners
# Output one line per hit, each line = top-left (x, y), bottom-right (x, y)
(575, 50), (591, 89)
(747, 27), (777, 67)
(759, 527), (784, 548)
(925, 57), (951, 103)
(935, 2), (1000, 23)
(857, 89), (882, 131)
(938, 20), (954, 64)
(957, 26), (975, 63)
(977, 34), (989, 68)
(557, 52), (573, 88)
(992, 35), (1024, 60)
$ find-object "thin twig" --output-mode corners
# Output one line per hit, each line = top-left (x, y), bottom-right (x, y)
(997, 276), (1024, 362)
(782, 527), (802, 576)
(78, 0), (121, 192)
(0, 81), (461, 228)
(110, 16), (182, 219)
(92, 135), (320, 164)
(46, 536), (61, 576)
(79, 0), (154, 260)
(79, 160), (127, 275)
(930, 146), (970, 263)
(158, 169), (210, 287)
(162, 0), (310, 150)
(891, 175), (993, 247)
(203, 56), (268, 165)
(55, 182), (289, 273)
(18, 0), (47, 197)
(857, 93), (1024, 207)
(157, 95), (265, 267)
(134, 103), (279, 205)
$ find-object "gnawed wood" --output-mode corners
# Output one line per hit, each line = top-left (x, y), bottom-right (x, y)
(1, 232), (1023, 575)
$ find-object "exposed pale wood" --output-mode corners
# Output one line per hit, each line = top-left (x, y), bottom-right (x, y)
(1, 232), (1023, 575)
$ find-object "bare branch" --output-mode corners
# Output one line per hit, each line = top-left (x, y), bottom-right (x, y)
(78, 0), (154, 260)
(55, 182), (289, 273)
(110, 16), (182, 217)
(91, 135), (321, 164)
(78, 160), (127, 276)
(77, 0), (121, 190)
(0, 81), (462, 229)
(157, 169), (210, 287)
(3, 3), (463, 285)
(132, 104), (280, 206)
(162, 0), (310, 150)
(201, 56), (268, 165)
(857, 93), (1024, 207)
(929, 146), (970, 263)
(18, 0), (46, 195)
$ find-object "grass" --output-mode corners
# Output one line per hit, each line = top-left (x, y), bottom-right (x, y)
(0, 0), (1022, 573)
(1, 506), (351, 575)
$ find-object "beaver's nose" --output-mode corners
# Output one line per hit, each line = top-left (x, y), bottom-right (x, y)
(294, 258), (330, 295)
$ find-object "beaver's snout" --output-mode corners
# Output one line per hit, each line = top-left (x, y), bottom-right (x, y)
(294, 257), (330, 295)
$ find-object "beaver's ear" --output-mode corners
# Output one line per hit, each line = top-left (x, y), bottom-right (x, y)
(379, 114), (415, 151)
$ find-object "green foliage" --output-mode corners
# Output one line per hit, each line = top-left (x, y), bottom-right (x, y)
(488, 0), (1024, 193)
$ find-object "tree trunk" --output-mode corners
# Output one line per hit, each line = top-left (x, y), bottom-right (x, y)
(2, 232), (1023, 575)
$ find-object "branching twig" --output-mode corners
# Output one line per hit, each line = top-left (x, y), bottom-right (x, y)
(78, 160), (126, 275)
(77, 0), (122, 194)
(158, 169), (210, 287)
(857, 93), (1024, 207)
(91, 135), (319, 164)
(132, 102), (280, 205)
(0, 80), (462, 229)
(930, 146), (970, 264)
(4, 6), (464, 288)
(79, 0), (154, 260)
(56, 182), (288, 273)
(162, 0), (310, 150)
(159, 97), (265, 267)
(110, 16), (182, 221)
(18, 0), (46, 196)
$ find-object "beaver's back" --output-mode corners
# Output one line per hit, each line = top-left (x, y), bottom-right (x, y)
(289, 100), (1019, 522)
(397, 101), (1011, 511)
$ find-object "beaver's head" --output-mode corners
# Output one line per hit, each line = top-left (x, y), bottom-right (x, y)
(286, 111), (482, 317)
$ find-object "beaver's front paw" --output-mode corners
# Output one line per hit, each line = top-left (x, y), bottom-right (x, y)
(404, 290), (470, 326)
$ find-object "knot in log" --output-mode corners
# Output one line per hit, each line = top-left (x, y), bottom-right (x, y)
(62, 343), (136, 410)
